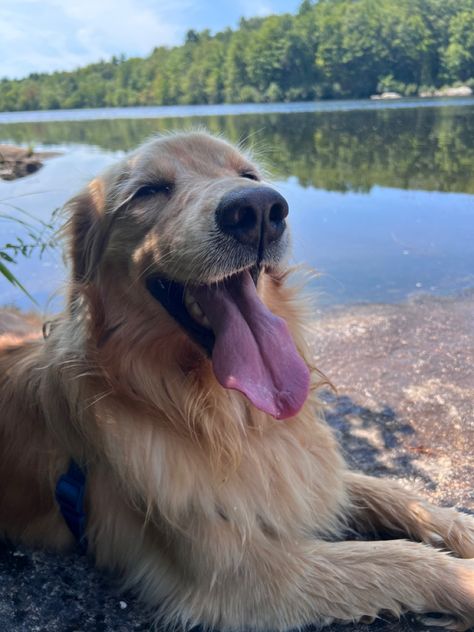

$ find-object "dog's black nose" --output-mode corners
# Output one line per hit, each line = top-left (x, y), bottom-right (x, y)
(216, 186), (289, 251)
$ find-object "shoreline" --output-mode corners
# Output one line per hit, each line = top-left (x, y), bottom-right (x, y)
(0, 94), (473, 125)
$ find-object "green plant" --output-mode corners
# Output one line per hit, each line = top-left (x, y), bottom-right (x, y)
(377, 74), (405, 95)
(403, 83), (419, 97)
(0, 204), (60, 304)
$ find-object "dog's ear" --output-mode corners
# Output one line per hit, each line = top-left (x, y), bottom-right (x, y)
(65, 178), (107, 283)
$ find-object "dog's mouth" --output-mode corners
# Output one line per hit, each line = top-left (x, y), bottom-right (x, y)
(146, 267), (310, 420)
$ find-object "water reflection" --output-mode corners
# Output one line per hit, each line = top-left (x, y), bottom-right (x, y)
(1, 105), (474, 193)
(0, 103), (473, 310)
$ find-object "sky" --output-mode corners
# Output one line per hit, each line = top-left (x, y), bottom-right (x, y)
(0, 0), (302, 80)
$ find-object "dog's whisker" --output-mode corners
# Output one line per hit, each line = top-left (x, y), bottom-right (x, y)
(83, 389), (114, 410)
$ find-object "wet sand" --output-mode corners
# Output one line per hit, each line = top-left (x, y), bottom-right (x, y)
(0, 292), (473, 631)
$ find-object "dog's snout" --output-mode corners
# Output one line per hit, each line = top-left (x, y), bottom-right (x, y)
(216, 186), (289, 251)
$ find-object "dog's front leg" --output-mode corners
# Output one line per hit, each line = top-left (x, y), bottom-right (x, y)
(188, 539), (474, 631)
(89, 481), (474, 630)
(344, 471), (474, 558)
(303, 540), (474, 630)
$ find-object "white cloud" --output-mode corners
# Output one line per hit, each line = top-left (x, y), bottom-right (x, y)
(0, 0), (187, 79)
(238, 1), (275, 18)
(0, 0), (301, 79)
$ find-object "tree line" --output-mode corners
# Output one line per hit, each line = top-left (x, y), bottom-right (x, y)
(1, 0), (474, 112)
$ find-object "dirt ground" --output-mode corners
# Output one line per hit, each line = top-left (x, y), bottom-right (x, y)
(0, 291), (472, 631)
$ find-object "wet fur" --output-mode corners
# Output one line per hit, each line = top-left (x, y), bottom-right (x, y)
(0, 133), (473, 630)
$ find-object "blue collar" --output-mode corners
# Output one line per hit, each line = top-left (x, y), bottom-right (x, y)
(55, 460), (88, 552)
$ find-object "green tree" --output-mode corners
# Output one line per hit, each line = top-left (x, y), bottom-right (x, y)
(443, 11), (474, 81)
(1, 0), (474, 111)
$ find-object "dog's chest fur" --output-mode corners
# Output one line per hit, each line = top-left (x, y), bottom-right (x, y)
(90, 394), (347, 548)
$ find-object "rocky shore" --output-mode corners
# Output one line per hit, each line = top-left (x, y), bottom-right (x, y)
(0, 290), (473, 631)
(0, 144), (58, 180)
(370, 84), (473, 100)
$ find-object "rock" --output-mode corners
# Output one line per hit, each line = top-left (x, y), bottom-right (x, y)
(370, 92), (402, 100)
(436, 85), (473, 97)
(0, 144), (59, 181)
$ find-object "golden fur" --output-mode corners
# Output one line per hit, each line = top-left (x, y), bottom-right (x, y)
(0, 132), (473, 630)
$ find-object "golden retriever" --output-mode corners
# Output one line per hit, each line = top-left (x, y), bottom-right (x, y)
(0, 132), (473, 631)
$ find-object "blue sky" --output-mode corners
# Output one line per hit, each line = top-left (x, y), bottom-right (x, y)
(0, 0), (302, 80)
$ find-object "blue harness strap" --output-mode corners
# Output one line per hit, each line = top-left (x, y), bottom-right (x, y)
(55, 459), (88, 552)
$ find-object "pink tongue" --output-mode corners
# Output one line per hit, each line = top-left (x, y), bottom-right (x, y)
(192, 271), (310, 420)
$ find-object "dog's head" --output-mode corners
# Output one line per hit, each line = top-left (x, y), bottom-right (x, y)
(66, 132), (309, 419)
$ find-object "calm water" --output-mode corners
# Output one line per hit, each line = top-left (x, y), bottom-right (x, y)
(1, 99), (473, 311)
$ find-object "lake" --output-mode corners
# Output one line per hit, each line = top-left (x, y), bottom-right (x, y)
(1, 98), (473, 312)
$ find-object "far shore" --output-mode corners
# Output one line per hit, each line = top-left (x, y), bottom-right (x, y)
(371, 84), (473, 101)
(0, 93), (473, 126)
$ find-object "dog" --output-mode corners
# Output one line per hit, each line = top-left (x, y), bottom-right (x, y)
(0, 132), (473, 631)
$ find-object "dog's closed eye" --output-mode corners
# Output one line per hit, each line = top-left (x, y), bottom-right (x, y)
(240, 172), (259, 181)
(133, 182), (174, 200)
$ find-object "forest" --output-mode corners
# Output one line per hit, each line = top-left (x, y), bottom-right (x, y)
(0, 0), (474, 111)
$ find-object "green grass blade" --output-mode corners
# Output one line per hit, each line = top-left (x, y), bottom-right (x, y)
(0, 261), (38, 305)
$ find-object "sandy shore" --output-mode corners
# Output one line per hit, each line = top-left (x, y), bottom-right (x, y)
(0, 291), (472, 631)
(311, 290), (474, 512)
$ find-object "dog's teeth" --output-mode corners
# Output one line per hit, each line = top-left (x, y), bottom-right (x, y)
(190, 302), (203, 319)
(184, 290), (211, 329)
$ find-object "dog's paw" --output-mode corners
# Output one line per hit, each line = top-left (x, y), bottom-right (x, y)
(447, 512), (474, 559)
(415, 613), (473, 631)
(428, 509), (474, 559)
(332, 615), (377, 626)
